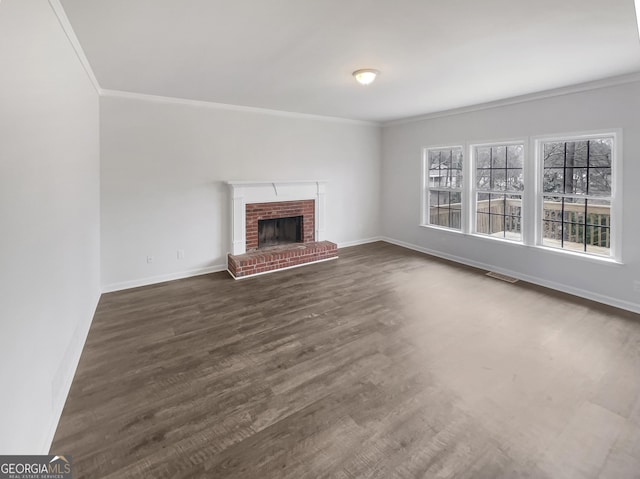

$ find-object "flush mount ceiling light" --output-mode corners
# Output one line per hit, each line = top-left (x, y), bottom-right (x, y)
(352, 69), (379, 86)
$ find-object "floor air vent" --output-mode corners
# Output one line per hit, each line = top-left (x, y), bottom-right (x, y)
(486, 271), (519, 283)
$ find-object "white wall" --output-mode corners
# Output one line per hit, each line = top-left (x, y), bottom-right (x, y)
(0, 0), (101, 453)
(100, 94), (381, 290)
(382, 80), (640, 312)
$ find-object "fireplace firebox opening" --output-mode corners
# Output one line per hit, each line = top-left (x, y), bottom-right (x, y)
(258, 216), (303, 248)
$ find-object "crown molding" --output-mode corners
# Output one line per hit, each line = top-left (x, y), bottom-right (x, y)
(48, 0), (101, 94)
(100, 89), (380, 127)
(384, 71), (640, 127)
(36, 3), (640, 128)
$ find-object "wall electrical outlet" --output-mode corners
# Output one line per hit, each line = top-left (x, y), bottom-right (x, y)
(634, 280), (640, 293)
(146, 255), (153, 264)
(177, 249), (185, 260)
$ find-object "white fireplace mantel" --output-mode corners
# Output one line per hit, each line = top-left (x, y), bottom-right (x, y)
(226, 180), (327, 255)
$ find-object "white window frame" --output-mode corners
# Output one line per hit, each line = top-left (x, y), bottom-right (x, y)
(421, 145), (465, 232)
(532, 130), (622, 262)
(469, 139), (527, 243)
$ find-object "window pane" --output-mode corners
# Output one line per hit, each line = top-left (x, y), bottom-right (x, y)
(450, 191), (462, 210)
(588, 168), (611, 196)
(475, 143), (524, 196)
(542, 196), (563, 248)
(431, 207), (460, 229)
(492, 146), (506, 168)
(542, 219), (563, 247)
(488, 214), (503, 235)
(477, 192), (490, 213)
(507, 145), (524, 168)
(430, 168), (457, 188)
(544, 142), (565, 167)
(564, 168), (588, 195)
(505, 195), (522, 217)
(491, 169), (506, 191)
(489, 193), (505, 213)
(562, 222), (584, 250)
(428, 150), (445, 170)
(507, 168), (524, 191)
(450, 149), (463, 170)
(586, 200), (611, 253)
(505, 215), (522, 241)
(542, 196), (563, 223)
(562, 197), (586, 224)
(586, 200), (611, 227)
(477, 169), (491, 190)
(430, 190), (441, 207)
(571, 141), (589, 167)
(450, 211), (461, 229)
(476, 213), (490, 234)
(428, 190), (461, 230)
(446, 168), (462, 189)
(430, 207), (444, 226)
(543, 168), (564, 193)
(428, 147), (463, 190)
(586, 226), (610, 253)
(475, 193), (521, 241)
(428, 171), (440, 188)
(476, 147), (491, 168)
(589, 139), (612, 167)
(541, 195), (611, 256)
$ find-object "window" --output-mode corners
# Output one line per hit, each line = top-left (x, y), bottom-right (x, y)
(421, 131), (620, 262)
(423, 146), (463, 230)
(538, 135), (615, 257)
(472, 143), (524, 241)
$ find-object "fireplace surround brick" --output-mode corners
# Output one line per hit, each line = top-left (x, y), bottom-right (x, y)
(245, 200), (315, 252)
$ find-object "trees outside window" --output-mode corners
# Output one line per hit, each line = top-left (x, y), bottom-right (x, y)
(540, 137), (614, 255)
(472, 143), (525, 241)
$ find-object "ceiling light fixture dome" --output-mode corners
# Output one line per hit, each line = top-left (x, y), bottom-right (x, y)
(353, 68), (379, 86)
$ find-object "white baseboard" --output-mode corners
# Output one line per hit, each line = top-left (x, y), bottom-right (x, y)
(380, 236), (640, 315)
(102, 237), (385, 293)
(102, 264), (228, 293)
(41, 290), (101, 454)
(337, 237), (383, 248)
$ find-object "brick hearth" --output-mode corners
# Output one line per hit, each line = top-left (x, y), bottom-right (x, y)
(228, 241), (338, 278)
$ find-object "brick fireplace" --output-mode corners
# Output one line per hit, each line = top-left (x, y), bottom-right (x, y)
(245, 200), (315, 251)
(226, 181), (338, 278)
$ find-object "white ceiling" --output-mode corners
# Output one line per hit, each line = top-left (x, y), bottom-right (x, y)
(60, 0), (640, 122)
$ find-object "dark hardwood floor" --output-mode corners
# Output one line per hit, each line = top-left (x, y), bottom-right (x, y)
(51, 242), (640, 478)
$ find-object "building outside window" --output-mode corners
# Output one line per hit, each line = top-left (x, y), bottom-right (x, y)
(423, 146), (463, 230)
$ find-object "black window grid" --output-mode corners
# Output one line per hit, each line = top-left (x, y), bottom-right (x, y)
(543, 139), (612, 196)
(475, 145), (524, 193)
(541, 138), (612, 253)
(429, 189), (462, 229)
(429, 149), (462, 188)
(475, 193), (523, 239)
(427, 148), (463, 230)
(542, 196), (611, 251)
(474, 145), (524, 240)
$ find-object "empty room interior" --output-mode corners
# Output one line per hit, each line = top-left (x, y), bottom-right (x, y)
(3, 0), (640, 477)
